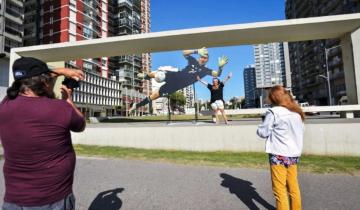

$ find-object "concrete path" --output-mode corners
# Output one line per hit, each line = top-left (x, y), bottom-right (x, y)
(1, 157), (360, 210)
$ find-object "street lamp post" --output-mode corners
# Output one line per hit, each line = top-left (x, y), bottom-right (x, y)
(323, 45), (342, 106)
(119, 78), (128, 117)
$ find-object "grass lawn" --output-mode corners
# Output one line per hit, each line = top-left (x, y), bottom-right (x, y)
(74, 145), (360, 176)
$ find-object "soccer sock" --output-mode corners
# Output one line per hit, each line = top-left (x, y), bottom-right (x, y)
(136, 97), (151, 108)
(144, 74), (151, 80)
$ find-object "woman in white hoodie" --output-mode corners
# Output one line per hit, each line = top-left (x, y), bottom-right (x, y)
(257, 85), (305, 210)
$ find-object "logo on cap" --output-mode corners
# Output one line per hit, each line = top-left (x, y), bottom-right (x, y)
(14, 70), (26, 78)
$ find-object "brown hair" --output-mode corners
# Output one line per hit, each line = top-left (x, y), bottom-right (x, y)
(268, 85), (305, 121)
(7, 73), (55, 100)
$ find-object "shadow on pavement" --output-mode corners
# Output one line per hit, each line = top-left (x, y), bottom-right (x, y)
(220, 173), (276, 210)
(88, 188), (124, 210)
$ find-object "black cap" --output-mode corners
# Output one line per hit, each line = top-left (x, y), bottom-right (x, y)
(12, 57), (51, 80)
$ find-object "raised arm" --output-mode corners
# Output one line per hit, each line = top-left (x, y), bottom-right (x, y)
(183, 47), (208, 57)
(211, 56), (228, 77)
(222, 72), (233, 84)
(196, 75), (208, 87)
(51, 68), (84, 81)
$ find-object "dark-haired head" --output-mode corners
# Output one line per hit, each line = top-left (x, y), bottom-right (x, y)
(7, 73), (55, 100)
(212, 77), (220, 86)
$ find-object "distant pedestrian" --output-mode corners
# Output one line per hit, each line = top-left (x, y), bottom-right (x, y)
(257, 85), (305, 210)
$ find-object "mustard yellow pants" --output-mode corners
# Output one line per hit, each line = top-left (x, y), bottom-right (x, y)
(271, 164), (302, 210)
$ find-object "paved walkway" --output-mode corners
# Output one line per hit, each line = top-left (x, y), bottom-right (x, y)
(1, 157), (360, 210)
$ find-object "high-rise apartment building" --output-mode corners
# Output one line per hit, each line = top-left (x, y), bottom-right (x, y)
(108, 0), (151, 115)
(285, 0), (360, 105)
(0, 0), (152, 117)
(0, 0), (24, 86)
(22, 0), (120, 117)
(254, 42), (287, 89)
(243, 65), (257, 108)
(253, 42), (292, 107)
(140, 0), (151, 101)
(180, 85), (194, 108)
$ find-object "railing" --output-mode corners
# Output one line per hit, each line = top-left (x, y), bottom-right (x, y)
(83, 0), (100, 9)
(5, 7), (22, 19)
(118, 0), (133, 8)
(5, 26), (22, 38)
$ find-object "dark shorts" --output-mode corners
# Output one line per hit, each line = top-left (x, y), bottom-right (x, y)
(158, 72), (195, 97)
(159, 83), (181, 96)
(2, 193), (75, 210)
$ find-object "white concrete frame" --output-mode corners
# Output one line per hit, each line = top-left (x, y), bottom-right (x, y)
(9, 13), (360, 112)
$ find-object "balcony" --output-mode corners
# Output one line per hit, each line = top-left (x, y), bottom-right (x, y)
(118, 0), (133, 8)
(118, 70), (133, 78)
(5, 25), (22, 38)
(9, 0), (24, 7)
(83, 25), (100, 38)
(83, 10), (101, 24)
(328, 57), (342, 68)
(321, 0), (341, 15)
(83, 0), (100, 9)
(118, 18), (133, 29)
(133, 17), (141, 28)
(5, 8), (23, 24)
(121, 81), (133, 86)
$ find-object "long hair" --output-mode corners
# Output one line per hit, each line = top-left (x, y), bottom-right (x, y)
(268, 85), (305, 121)
(7, 73), (55, 100)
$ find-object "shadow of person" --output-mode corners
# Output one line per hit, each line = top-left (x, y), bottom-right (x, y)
(220, 173), (275, 210)
(88, 188), (124, 210)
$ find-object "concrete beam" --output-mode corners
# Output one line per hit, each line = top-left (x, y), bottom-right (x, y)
(341, 27), (360, 105)
(8, 51), (20, 85)
(10, 14), (360, 62)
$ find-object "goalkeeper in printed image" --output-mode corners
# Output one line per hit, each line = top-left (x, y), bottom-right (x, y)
(130, 47), (229, 112)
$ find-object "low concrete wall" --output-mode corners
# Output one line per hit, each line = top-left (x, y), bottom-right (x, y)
(72, 122), (360, 156)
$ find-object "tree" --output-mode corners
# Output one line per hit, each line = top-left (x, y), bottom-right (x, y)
(229, 97), (239, 109)
(169, 91), (186, 113)
(240, 98), (246, 109)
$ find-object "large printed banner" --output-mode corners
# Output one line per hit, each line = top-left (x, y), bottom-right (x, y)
(130, 48), (228, 111)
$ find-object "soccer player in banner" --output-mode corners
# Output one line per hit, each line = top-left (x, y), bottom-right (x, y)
(129, 47), (228, 112)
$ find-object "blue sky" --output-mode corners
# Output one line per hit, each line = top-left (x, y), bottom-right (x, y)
(150, 0), (285, 101)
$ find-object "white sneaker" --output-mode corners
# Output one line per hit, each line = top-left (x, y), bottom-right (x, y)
(129, 103), (137, 113)
(212, 117), (217, 123)
(212, 115), (217, 123)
